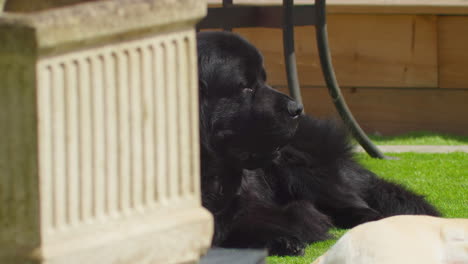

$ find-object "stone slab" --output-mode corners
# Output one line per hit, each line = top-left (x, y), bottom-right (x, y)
(355, 145), (468, 153)
(200, 248), (267, 264)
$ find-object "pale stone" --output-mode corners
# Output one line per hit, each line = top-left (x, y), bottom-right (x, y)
(1, 0), (206, 56)
(0, 0), (212, 264)
(312, 216), (468, 264)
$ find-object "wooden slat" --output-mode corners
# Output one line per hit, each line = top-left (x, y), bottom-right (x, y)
(235, 14), (438, 88)
(208, 0), (468, 15)
(438, 16), (468, 89)
(198, 5), (316, 29)
(276, 86), (468, 135)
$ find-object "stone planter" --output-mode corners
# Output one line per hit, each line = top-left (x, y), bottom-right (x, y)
(0, 0), (212, 264)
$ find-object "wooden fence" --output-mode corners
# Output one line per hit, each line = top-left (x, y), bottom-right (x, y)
(209, 0), (468, 135)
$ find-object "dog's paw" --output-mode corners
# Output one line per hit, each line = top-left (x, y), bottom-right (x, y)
(267, 236), (306, 256)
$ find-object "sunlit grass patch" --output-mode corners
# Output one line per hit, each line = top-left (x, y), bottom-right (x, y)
(267, 152), (468, 264)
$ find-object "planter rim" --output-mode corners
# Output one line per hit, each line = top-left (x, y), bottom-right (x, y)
(0, 0), (206, 55)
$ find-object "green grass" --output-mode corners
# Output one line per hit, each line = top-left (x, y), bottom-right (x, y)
(368, 131), (468, 145)
(267, 152), (468, 264)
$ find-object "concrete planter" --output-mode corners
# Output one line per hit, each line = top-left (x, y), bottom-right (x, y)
(4, 0), (97, 12)
(0, 0), (212, 263)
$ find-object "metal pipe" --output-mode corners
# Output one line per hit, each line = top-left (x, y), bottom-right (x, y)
(314, 0), (388, 159)
(222, 0), (233, 32)
(282, 0), (303, 105)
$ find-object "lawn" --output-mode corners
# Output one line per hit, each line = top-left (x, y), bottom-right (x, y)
(267, 151), (468, 264)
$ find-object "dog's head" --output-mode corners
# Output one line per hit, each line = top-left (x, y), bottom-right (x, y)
(197, 31), (303, 169)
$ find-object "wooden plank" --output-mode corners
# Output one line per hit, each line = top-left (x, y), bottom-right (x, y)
(198, 5), (317, 29)
(276, 86), (468, 136)
(208, 0), (468, 15)
(438, 16), (468, 89)
(235, 14), (438, 88)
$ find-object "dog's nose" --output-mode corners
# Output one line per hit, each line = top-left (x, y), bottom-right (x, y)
(287, 101), (304, 118)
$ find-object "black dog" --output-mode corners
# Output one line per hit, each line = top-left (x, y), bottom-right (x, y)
(197, 31), (440, 256)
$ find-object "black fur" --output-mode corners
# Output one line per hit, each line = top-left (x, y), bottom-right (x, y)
(197, 31), (440, 256)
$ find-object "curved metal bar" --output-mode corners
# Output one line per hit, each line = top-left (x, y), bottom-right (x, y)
(314, 0), (387, 159)
(282, 0), (303, 105)
(222, 0), (233, 32)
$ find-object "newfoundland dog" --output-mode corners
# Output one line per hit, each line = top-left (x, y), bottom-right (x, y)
(197, 31), (440, 256)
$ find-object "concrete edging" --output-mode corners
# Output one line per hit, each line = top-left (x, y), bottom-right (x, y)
(355, 145), (468, 153)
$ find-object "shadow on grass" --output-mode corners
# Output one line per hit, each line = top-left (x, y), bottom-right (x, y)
(268, 229), (347, 264)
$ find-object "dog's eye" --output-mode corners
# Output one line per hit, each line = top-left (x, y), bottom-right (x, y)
(243, 87), (254, 93)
